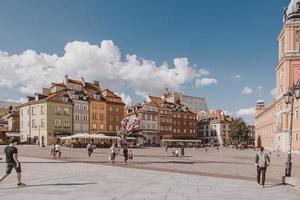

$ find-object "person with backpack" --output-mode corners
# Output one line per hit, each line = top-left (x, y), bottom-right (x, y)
(255, 146), (270, 188)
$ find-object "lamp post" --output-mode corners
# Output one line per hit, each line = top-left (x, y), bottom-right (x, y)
(283, 81), (300, 177)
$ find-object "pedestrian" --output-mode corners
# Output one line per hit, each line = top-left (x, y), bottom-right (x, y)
(123, 146), (129, 165)
(87, 141), (94, 157)
(109, 144), (117, 165)
(217, 146), (219, 152)
(128, 149), (134, 164)
(0, 138), (25, 186)
(255, 146), (270, 188)
(205, 147), (208, 152)
(181, 145), (185, 157)
(166, 145), (168, 152)
(54, 143), (61, 158)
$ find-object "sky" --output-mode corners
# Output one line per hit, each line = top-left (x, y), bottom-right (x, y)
(0, 0), (292, 123)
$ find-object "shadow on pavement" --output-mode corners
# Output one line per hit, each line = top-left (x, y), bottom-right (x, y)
(264, 183), (284, 188)
(0, 182), (97, 189)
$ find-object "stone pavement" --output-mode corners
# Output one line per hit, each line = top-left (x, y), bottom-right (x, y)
(0, 156), (299, 200)
(2, 145), (299, 182)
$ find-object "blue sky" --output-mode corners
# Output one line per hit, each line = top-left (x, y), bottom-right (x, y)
(0, 0), (291, 122)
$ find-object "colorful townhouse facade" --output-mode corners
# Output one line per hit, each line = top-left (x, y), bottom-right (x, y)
(19, 75), (125, 144)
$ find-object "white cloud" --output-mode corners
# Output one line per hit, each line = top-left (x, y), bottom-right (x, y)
(117, 93), (133, 107)
(198, 69), (210, 76)
(195, 78), (218, 87)
(0, 40), (211, 97)
(242, 86), (253, 94)
(5, 97), (27, 104)
(270, 88), (276, 98)
(236, 107), (256, 117)
(234, 74), (241, 79)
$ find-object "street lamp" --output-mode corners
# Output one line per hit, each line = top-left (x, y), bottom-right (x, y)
(283, 81), (300, 177)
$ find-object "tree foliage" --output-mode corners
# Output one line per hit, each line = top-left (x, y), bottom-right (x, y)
(229, 118), (250, 144)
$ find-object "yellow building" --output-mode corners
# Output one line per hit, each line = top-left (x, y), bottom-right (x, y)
(255, 0), (300, 153)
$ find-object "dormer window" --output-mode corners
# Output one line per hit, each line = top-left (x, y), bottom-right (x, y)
(62, 97), (69, 103)
(297, 2), (300, 11)
(93, 94), (101, 100)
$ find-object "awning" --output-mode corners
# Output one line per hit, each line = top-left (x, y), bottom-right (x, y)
(5, 132), (20, 137)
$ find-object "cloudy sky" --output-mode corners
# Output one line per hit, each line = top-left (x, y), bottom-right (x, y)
(0, 0), (291, 123)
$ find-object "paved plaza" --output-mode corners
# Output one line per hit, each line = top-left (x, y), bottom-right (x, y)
(0, 146), (299, 200)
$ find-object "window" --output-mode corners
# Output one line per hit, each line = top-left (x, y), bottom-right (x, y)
(99, 114), (105, 120)
(109, 125), (113, 131)
(100, 104), (104, 110)
(116, 125), (119, 131)
(116, 116), (120, 122)
(92, 103), (97, 109)
(184, 129), (186, 133)
(32, 119), (36, 128)
(109, 107), (113, 112)
(142, 114), (146, 120)
(32, 107), (36, 115)
(82, 114), (88, 121)
(55, 119), (61, 127)
(55, 107), (61, 114)
(296, 134), (299, 141)
(75, 114), (80, 120)
(41, 119), (45, 127)
(64, 120), (70, 128)
(64, 108), (70, 115)
(83, 124), (89, 131)
(92, 113), (97, 120)
(116, 107), (120, 112)
(75, 104), (80, 110)
(41, 106), (45, 114)
(109, 115), (113, 122)
(62, 97), (69, 103)
(83, 105), (88, 111)
(99, 124), (104, 131)
(92, 124), (96, 129)
(295, 109), (299, 120)
(75, 124), (81, 131)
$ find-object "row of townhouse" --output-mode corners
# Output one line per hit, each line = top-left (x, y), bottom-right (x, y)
(19, 75), (125, 145)
(126, 94), (198, 146)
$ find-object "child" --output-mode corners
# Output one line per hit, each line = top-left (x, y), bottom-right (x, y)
(128, 149), (134, 164)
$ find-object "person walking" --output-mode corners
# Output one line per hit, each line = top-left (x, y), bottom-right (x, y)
(255, 146), (270, 188)
(123, 146), (129, 165)
(128, 149), (134, 164)
(109, 144), (117, 165)
(54, 143), (61, 158)
(181, 145), (185, 157)
(87, 141), (94, 157)
(0, 138), (25, 186)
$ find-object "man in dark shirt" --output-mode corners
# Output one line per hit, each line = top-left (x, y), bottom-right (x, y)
(0, 138), (25, 186)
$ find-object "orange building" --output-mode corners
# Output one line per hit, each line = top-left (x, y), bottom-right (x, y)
(89, 93), (106, 134)
(255, 0), (300, 153)
(102, 89), (125, 133)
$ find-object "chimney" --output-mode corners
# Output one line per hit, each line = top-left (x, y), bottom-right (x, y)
(94, 80), (100, 87)
(64, 74), (69, 86)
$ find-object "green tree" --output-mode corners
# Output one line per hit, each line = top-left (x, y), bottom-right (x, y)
(229, 118), (250, 144)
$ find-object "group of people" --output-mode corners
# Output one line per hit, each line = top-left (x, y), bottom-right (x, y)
(49, 143), (62, 158)
(108, 144), (133, 165)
